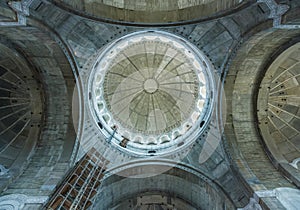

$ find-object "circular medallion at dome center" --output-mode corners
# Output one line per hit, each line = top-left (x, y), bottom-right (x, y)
(143, 78), (158, 93)
(90, 31), (213, 153)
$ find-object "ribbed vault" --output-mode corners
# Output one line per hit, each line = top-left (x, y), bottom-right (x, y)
(224, 28), (300, 208)
(257, 42), (300, 186)
(0, 24), (78, 202)
(0, 42), (43, 190)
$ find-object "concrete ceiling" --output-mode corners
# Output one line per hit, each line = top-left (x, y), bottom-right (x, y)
(0, 42), (43, 188)
(0, 24), (77, 198)
(92, 31), (209, 150)
(0, 0), (300, 209)
(224, 28), (300, 208)
(257, 42), (300, 186)
(51, 0), (247, 23)
(93, 167), (236, 209)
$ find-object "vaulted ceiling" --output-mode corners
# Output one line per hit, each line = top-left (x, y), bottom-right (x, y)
(0, 0), (299, 209)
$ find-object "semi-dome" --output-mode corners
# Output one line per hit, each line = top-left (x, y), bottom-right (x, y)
(51, 0), (246, 23)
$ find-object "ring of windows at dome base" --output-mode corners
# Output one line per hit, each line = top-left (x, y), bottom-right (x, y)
(89, 31), (215, 156)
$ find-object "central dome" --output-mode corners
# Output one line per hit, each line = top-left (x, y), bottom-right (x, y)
(90, 31), (214, 155)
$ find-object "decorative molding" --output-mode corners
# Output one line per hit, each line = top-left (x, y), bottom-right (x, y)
(0, 194), (48, 210)
(290, 157), (300, 169)
(254, 188), (300, 210)
(257, 0), (292, 28)
(276, 24), (300, 29)
(237, 198), (262, 210)
(0, 0), (34, 26)
(254, 189), (276, 199)
(275, 188), (300, 210)
(0, 164), (9, 176)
